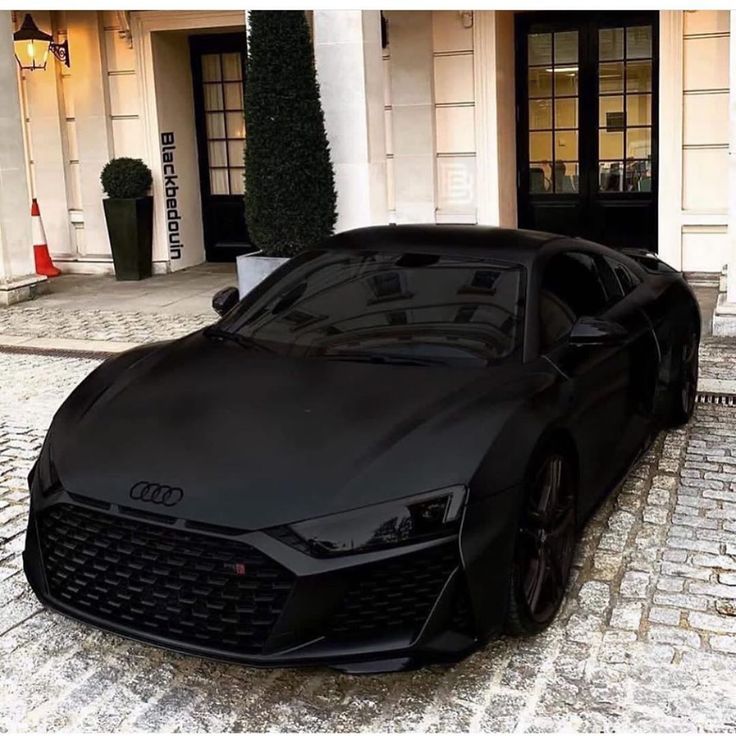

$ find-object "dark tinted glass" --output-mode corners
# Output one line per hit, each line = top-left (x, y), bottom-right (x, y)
(539, 251), (612, 352)
(606, 256), (641, 294)
(219, 250), (525, 367)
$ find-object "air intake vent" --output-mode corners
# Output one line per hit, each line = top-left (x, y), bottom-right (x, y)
(696, 391), (736, 407)
(38, 504), (295, 655)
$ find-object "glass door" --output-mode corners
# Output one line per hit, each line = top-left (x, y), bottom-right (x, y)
(190, 33), (251, 262)
(516, 12), (658, 251)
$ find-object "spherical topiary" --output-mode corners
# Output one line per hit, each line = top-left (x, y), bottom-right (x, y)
(100, 157), (153, 199)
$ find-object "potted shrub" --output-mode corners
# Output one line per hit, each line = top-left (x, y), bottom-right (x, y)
(239, 10), (336, 296)
(100, 157), (154, 281)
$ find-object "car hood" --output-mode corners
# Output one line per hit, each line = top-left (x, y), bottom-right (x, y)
(50, 333), (548, 529)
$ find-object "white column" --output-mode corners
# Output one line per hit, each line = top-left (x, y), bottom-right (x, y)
(313, 10), (388, 232)
(727, 9), (736, 305)
(713, 10), (736, 334)
(658, 10), (684, 271)
(23, 10), (74, 259)
(67, 10), (114, 259)
(0, 12), (46, 306)
(385, 11), (436, 223)
(474, 10), (517, 227)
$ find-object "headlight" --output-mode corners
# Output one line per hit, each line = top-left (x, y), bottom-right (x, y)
(273, 486), (466, 557)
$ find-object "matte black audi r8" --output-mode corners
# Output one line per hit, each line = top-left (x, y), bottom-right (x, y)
(24, 225), (700, 672)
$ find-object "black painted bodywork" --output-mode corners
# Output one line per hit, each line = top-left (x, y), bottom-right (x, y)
(24, 225), (700, 672)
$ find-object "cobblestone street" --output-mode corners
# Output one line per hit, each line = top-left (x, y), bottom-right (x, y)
(1, 345), (736, 731)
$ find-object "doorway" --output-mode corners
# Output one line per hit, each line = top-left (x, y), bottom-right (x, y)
(190, 33), (251, 261)
(515, 12), (658, 251)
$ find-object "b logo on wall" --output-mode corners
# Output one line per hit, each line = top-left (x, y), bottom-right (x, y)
(161, 132), (183, 261)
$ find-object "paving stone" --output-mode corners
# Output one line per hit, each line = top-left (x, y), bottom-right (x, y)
(620, 571), (650, 598)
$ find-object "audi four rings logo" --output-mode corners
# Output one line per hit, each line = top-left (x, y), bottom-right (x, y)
(129, 481), (184, 507)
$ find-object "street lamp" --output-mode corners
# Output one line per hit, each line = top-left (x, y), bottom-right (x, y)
(13, 13), (70, 71)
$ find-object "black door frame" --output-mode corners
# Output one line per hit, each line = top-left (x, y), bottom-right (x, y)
(189, 32), (251, 262)
(515, 11), (659, 251)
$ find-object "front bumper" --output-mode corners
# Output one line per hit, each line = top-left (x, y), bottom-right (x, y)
(23, 490), (488, 673)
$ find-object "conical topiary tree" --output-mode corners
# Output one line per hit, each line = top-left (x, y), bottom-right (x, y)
(244, 11), (337, 257)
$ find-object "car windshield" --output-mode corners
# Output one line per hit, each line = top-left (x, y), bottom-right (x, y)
(216, 249), (525, 367)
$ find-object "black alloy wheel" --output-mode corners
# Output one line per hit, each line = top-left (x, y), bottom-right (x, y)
(506, 452), (576, 635)
(668, 329), (699, 427)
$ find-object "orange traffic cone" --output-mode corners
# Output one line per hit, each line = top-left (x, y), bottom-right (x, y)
(31, 198), (61, 277)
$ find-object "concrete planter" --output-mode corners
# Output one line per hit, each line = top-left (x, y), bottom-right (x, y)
(236, 253), (288, 296)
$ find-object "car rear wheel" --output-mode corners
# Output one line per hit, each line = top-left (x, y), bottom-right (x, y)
(506, 451), (576, 636)
(666, 328), (699, 427)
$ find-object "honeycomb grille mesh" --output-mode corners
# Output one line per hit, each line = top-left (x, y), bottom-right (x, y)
(38, 504), (294, 655)
(327, 543), (459, 640)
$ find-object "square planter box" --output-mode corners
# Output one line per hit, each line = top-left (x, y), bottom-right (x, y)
(103, 196), (153, 281)
(236, 253), (289, 296)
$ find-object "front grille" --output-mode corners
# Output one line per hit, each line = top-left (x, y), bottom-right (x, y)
(38, 504), (294, 655)
(327, 542), (459, 641)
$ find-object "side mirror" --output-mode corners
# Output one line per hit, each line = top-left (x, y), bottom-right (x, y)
(212, 286), (239, 317)
(569, 316), (627, 347)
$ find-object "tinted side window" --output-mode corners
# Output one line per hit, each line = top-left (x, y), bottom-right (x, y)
(606, 257), (642, 295)
(539, 252), (609, 351)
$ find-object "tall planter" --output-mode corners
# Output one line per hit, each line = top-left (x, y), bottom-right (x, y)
(103, 197), (153, 281)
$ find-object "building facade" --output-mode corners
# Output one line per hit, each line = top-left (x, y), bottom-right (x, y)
(1, 9), (736, 329)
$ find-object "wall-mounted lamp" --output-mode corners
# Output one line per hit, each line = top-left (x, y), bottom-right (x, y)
(13, 13), (70, 71)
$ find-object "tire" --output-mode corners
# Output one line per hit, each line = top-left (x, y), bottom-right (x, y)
(666, 327), (699, 428)
(505, 449), (576, 636)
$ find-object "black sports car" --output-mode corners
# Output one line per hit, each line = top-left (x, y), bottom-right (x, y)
(24, 225), (700, 673)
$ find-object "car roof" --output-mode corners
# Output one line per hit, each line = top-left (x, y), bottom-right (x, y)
(323, 225), (565, 266)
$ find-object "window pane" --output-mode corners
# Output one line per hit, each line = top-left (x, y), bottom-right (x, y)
(625, 160), (652, 192)
(553, 161), (579, 193)
(599, 62), (624, 93)
(204, 84), (223, 111)
(554, 31), (578, 64)
(226, 111), (245, 139)
(530, 131), (552, 161)
(555, 98), (578, 129)
(599, 161), (624, 192)
(209, 168), (229, 194)
(528, 33), (552, 66)
(228, 140), (245, 167)
(529, 99), (552, 129)
(626, 128), (651, 159)
(223, 82), (243, 111)
(201, 54), (221, 82)
(600, 130), (624, 159)
(208, 141), (227, 167)
(229, 169), (245, 195)
(599, 28), (624, 61)
(626, 94), (652, 125)
(554, 68), (578, 96)
(529, 67), (553, 98)
(626, 60), (652, 92)
(530, 163), (552, 193)
(600, 96), (624, 129)
(626, 26), (652, 60)
(206, 112), (225, 139)
(221, 53), (242, 81)
(555, 130), (578, 161)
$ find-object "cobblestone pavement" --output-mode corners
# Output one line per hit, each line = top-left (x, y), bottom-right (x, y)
(2, 351), (736, 731)
(0, 305), (213, 345)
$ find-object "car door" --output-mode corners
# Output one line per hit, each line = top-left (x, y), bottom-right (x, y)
(603, 255), (661, 452)
(538, 250), (632, 513)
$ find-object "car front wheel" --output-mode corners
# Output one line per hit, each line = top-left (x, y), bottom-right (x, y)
(505, 450), (576, 636)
